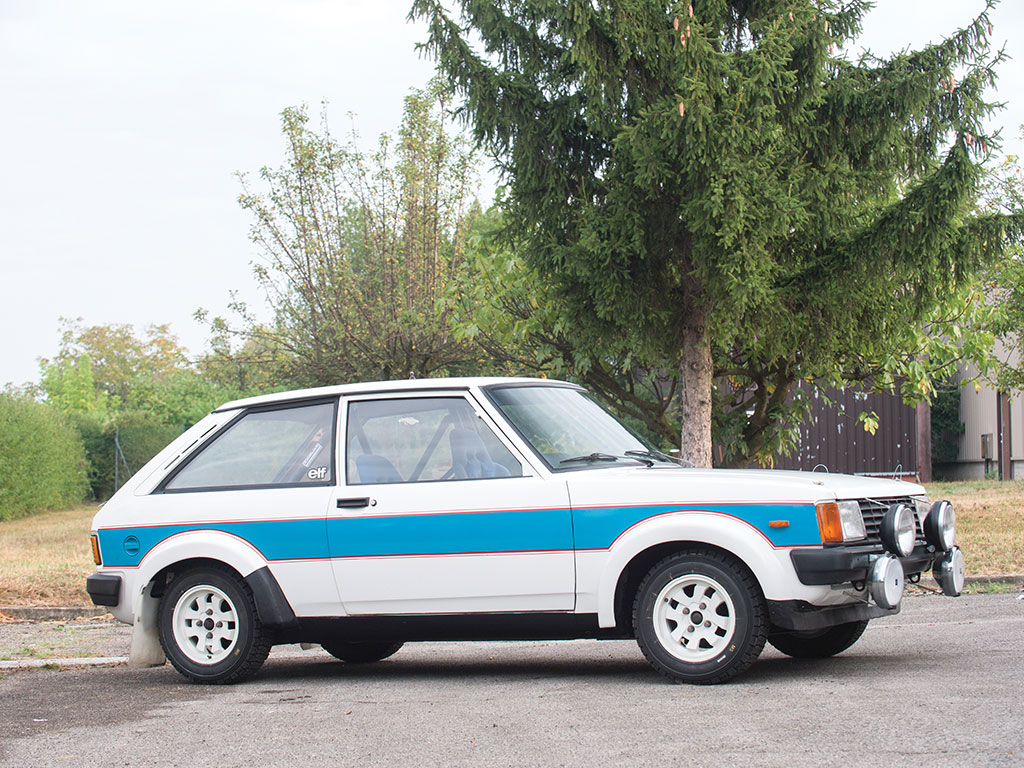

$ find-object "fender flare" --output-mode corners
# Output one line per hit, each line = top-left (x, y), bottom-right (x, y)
(135, 529), (269, 588)
(595, 510), (805, 627)
(244, 566), (299, 628)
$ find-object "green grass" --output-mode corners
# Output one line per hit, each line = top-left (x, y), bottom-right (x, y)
(0, 481), (1020, 607)
(925, 481), (1024, 575)
(963, 580), (1020, 594)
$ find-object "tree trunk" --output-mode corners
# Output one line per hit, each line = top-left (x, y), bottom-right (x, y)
(679, 305), (713, 467)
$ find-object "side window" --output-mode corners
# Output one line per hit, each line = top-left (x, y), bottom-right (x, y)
(346, 397), (523, 485)
(164, 401), (336, 491)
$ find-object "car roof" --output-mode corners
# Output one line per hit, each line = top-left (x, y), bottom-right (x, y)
(213, 376), (577, 412)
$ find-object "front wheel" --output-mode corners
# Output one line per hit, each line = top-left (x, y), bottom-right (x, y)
(767, 620), (868, 658)
(633, 548), (767, 684)
(158, 567), (271, 684)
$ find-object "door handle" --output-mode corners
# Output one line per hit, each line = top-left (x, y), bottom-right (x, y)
(336, 497), (372, 509)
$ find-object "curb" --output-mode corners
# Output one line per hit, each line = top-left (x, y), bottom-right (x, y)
(0, 656), (127, 671)
(0, 606), (112, 622)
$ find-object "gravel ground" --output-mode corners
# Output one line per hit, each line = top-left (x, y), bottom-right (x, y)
(0, 615), (339, 668)
(0, 614), (129, 663)
(1, 593), (1022, 768)
(1, 588), (1020, 668)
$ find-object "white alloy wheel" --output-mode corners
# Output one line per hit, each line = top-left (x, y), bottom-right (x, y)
(171, 584), (240, 665)
(651, 573), (737, 663)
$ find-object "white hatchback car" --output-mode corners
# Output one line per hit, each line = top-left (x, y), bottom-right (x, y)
(87, 377), (964, 684)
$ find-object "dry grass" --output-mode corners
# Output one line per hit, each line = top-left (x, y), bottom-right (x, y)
(0, 505), (98, 607)
(0, 483), (1020, 606)
(925, 481), (1024, 576)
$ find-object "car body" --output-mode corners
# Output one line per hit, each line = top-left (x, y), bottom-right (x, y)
(86, 377), (965, 684)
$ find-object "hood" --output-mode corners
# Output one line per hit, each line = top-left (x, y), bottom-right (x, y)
(563, 465), (924, 505)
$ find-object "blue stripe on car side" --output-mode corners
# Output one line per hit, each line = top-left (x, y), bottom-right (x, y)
(326, 508), (573, 557)
(572, 503), (819, 549)
(96, 519), (330, 567)
(96, 502), (819, 567)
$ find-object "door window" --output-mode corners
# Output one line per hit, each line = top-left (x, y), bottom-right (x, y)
(346, 397), (522, 485)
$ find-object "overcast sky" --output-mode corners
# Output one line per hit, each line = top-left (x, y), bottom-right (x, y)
(2, 0), (1022, 388)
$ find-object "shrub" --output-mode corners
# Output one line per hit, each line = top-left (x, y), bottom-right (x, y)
(67, 412), (109, 501)
(103, 411), (182, 498)
(67, 410), (182, 501)
(0, 394), (88, 521)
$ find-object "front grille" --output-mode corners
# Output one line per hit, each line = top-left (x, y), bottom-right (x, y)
(857, 496), (924, 545)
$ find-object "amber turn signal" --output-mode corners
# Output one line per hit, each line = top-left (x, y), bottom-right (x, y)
(815, 502), (844, 543)
(90, 534), (101, 565)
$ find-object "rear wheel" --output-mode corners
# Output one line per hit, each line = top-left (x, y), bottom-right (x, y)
(767, 620), (868, 658)
(158, 567), (271, 684)
(321, 641), (404, 664)
(633, 548), (767, 684)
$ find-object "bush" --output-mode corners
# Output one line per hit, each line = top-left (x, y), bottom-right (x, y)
(0, 394), (88, 521)
(68, 412), (107, 500)
(68, 410), (183, 501)
(105, 411), (182, 497)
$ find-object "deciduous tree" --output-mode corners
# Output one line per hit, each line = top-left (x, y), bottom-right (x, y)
(207, 81), (484, 385)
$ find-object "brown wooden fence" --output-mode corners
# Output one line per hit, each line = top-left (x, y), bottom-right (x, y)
(768, 387), (919, 478)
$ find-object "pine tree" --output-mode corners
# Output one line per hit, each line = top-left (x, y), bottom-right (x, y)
(413, 0), (1023, 466)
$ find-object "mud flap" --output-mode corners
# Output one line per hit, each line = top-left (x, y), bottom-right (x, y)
(128, 581), (166, 668)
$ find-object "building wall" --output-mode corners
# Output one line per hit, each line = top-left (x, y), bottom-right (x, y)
(938, 339), (1022, 480)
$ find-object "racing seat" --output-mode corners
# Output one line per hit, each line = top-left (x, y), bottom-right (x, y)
(449, 428), (511, 479)
(354, 454), (403, 484)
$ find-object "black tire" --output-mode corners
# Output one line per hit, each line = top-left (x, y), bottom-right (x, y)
(321, 641), (404, 664)
(158, 566), (271, 684)
(767, 620), (869, 659)
(633, 548), (767, 685)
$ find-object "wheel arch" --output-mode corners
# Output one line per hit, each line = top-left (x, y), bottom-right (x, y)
(144, 557), (296, 628)
(611, 541), (764, 631)
(125, 532), (296, 668)
(597, 512), (788, 629)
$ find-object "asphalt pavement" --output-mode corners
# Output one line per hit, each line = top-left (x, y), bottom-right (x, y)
(1, 592), (1022, 768)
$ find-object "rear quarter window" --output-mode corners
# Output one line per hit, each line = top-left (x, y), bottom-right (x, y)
(162, 400), (336, 491)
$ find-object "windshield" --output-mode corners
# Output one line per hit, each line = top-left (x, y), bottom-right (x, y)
(487, 385), (671, 470)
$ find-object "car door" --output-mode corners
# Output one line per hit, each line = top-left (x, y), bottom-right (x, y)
(328, 391), (575, 614)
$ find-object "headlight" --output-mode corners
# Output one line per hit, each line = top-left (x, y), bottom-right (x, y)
(836, 501), (866, 541)
(815, 501), (866, 543)
(924, 500), (956, 551)
(881, 503), (916, 557)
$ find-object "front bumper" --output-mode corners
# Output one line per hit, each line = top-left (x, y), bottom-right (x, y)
(790, 544), (936, 586)
(768, 599), (898, 632)
(86, 573), (122, 607)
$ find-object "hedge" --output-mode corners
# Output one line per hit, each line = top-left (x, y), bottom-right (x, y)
(72, 411), (182, 501)
(0, 394), (89, 521)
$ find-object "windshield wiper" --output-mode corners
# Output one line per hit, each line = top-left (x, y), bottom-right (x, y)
(624, 449), (694, 468)
(560, 452), (654, 467)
